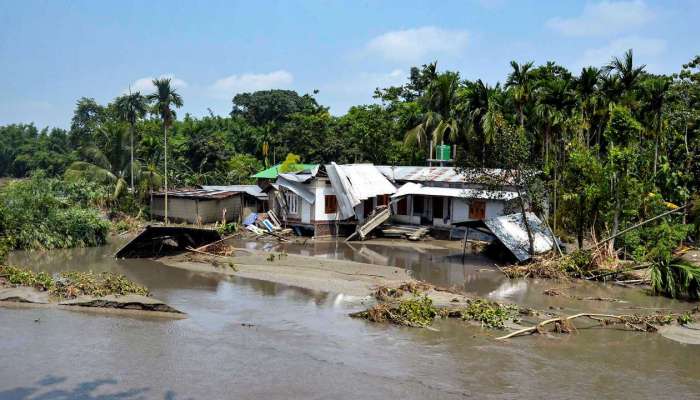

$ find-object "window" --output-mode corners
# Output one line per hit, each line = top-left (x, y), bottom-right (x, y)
(286, 193), (299, 214)
(469, 200), (486, 220)
(377, 194), (389, 206)
(324, 195), (338, 214)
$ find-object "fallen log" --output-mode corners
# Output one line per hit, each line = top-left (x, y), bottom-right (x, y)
(496, 312), (680, 340)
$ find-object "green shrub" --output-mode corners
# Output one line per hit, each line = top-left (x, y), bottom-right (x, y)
(461, 299), (518, 329)
(0, 174), (110, 250)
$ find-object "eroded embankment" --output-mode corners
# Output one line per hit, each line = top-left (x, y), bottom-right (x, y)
(0, 266), (184, 318)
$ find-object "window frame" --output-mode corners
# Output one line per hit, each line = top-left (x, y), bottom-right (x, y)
(324, 194), (338, 214)
(286, 192), (299, 214)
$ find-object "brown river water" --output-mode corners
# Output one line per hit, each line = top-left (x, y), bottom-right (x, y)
(1, 238), (699, 399)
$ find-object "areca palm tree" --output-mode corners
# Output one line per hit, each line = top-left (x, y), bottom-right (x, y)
(505, 61), (535, 129)
(463, 80), (504, 165)
(641, 77), (671, 174)
(534, 77), (576, 165)
(405, 72), (462, 152)
(147, 78), (183, 224)
(604, 49), (646, 95)
(114, 91), (148, 192)
(575, 67), (601, 145)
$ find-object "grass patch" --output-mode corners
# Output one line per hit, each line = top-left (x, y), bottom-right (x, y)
(0, 265), (149, 299)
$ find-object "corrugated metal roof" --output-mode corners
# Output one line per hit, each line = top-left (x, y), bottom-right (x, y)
(326, 163), (397, 219)
(484, 212), (554, 262)
(152, 188), (240, 200)
(391, 182), (519, 200)
(376, 166), (512, 184)
(201, 185), (268, 200)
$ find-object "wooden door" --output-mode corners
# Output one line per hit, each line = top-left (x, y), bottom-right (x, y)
(469, 200), (486, 220)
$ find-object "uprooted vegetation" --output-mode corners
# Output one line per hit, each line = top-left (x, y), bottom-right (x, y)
(497, 310), (697, 340)
(501, 221), (700, 300)
(351, 280), (698, 340)
(351, 283), (520, 329)
(0, 265), (149, 299)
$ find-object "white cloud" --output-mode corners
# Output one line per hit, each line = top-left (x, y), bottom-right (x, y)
(577, 36), (666, 68)
(125, 75), (188, 94)
(547, 1), (654, 37)
(366, 26), (469, 63)
(325, 69), (405, 97)
(208, 70), (293, 99)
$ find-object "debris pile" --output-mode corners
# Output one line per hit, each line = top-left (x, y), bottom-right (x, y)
(241, 211), (293, 242)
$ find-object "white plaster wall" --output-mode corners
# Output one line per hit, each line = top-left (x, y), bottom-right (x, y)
(485, 200), (505, 219)
(313, 185), (339, 221)
(452, 198), (469, 223)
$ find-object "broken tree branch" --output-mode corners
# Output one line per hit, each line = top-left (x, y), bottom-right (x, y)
(496, 313), (628, 340)
(591, 204), (689, 249)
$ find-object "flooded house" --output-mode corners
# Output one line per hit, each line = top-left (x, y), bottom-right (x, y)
(377, 166), (520, 231)
(255, 161), (521, 238)
(265, 163), (396, 236)
(150, 185), (267, 224)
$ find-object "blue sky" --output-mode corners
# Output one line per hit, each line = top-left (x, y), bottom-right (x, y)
(1, 0), (698, 129)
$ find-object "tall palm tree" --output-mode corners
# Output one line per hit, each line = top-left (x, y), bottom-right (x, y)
(505, 61), (535, 129)
(405, 72), (462, 152)
(641, 77), (671, 175)
(463, 80), (504, 165)
(604, 49), (646, 95)
(575, 67), (601, 145)
(114, 91), (148, 192)
(534, 77), (576, 165)
(147, 78), (183, 224)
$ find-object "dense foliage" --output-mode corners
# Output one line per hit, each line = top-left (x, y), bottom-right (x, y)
(0, 174), (110, 250)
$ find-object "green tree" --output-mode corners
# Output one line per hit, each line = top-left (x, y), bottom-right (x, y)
(405, 71), (463, 150)
(505, 61), (535, 129)
(114, 92), (148, 192)
(147, 78), (183, 223)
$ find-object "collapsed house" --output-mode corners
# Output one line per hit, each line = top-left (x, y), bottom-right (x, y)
(150, 185), (267, 224)
(258, 163), (523, 239)
(264, 163), (396, 236)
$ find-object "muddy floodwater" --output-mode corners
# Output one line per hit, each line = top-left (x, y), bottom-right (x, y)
(2, 238), (699, 399)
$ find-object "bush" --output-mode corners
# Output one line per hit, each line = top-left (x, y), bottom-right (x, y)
(0, 174), (110, 250)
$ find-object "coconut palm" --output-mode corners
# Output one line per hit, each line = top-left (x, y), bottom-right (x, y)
(147, 78), (183, 224)
(114, 91), (148, 192)
(64, 122), (130, 200)
(405, 71), (462, 151)
(505, 61), (535, 129)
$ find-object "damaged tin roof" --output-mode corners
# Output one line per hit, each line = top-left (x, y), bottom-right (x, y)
(376, 166), (514, 184)
(484, 212), (554, 262)
(391, 182), (519, 200)
(200, 185), (268, 200)
(151, 188), (240, 200)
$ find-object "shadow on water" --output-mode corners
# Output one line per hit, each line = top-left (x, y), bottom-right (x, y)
(0, 375), (188, 400)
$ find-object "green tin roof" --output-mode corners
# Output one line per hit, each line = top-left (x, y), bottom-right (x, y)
(251, 163), (318, 179)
